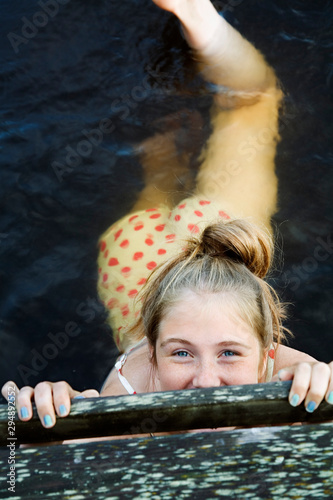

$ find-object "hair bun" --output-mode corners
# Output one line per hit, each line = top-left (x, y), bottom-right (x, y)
(193, 219), (273, 279)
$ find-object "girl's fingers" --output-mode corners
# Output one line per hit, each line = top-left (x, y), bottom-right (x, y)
(16, 386), (35, 421)
(52, 381), (78, 419)
(2, 380), (100, 429)
(1, 381), (35, 421)
(1, 381), (19, 402)
(34, 382), (57, 428)
(34, 381), (81, 427)
(278, 362), (332, 412)
(285, 363), (312, 408)
(304, 362), (331, 413)
(34, 383), (100, 427)
(51, 383), (99, 418)
(80, 389), (100, 398)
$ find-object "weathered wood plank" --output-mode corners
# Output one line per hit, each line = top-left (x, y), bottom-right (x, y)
(1, 381), (332, 445)
(0, 423), (332, 499)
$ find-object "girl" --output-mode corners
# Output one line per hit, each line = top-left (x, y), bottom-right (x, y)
(2, 0), (332, 429)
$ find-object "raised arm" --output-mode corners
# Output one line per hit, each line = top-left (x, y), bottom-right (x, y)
(156, 0), (275, 92)
(150, 0), (282, 230)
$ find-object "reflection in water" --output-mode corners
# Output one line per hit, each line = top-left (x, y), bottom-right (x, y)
(0, 0), (332, 391)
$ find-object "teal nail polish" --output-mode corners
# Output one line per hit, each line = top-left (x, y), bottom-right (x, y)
(328, 392), (333, 405)
(290, 394), (299, 407)
(306, 401), (316, 413)
(59, 404), (67, 416)
(20, 407), (29, 419)
(44, 415), (53, 427)
(74, 395), (85, 399)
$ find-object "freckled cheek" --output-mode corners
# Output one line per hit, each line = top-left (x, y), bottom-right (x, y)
(157, 358), (261, 389)
(222, 361), (260, 385)
(157, 360), (191, 391)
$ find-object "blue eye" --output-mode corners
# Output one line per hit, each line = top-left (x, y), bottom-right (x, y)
(223, 351), (236, 357)
(175, 351), (189, 357)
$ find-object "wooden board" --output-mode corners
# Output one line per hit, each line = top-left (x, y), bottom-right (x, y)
(0, 422), (332, 499)
(1, 381), (332, 445)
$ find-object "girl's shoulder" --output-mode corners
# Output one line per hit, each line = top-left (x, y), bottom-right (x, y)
(101, 342), (158, 396)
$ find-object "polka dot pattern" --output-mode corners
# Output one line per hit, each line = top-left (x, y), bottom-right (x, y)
(97, 197), (230, 352)
(188, 224), (200, 234)
(121, 267), (131, 275)
(133, 252), (144, 261)
(120, 239), (129, 249)
(114, 229), (122, 241)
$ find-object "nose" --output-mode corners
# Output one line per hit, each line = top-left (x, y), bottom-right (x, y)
(192, 362), (221, 388)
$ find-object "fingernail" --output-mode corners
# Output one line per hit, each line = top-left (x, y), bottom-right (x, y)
(278, 370), (284, 381)
(74, 395), (85, 399)
(43, 415), (53, 427)
(20, 407), (29, 419)
(306, 401), (316, 413)
(290, 394), (299, 407)
(59, 404), (67, 416)
(328, 392), (333, 405)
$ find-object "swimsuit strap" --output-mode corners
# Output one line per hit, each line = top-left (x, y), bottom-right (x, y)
(115, 337), (147, 395)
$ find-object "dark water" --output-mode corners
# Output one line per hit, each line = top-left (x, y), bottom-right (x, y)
(0, 0), (332, 395)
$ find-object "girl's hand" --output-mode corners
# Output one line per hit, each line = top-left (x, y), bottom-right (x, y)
(272, 361), (333, 412)
(1, 380), (99, 428)
(152, 0), (182, 14)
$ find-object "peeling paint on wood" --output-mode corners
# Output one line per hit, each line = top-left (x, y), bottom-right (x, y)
(1, 382), (332, 445)
(0, 423), (332, 498)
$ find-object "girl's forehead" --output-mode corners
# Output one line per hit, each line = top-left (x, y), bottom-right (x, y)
(164, 289), (244, 320)
(159, 290), (258, 344)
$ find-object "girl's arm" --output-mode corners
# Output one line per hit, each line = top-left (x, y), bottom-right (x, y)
(153, 0), (282, 230)
(274, 344), (317, 373)
(154, 0), (276, 93)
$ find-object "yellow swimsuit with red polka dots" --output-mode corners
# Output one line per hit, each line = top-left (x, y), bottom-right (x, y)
(97, 196), (231, 352)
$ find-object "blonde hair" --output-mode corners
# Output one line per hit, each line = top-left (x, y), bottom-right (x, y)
(126, 218), (290, 362)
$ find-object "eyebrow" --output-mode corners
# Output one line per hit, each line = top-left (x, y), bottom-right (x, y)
(159, 338), (251, 350)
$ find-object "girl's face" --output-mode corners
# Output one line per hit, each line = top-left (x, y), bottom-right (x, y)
(154, 290), (268, 391)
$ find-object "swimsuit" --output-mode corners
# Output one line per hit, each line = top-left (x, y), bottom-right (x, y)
(97, 196), (230, 352)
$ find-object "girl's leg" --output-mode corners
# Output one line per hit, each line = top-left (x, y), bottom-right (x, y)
(130, 109), (202, 212)
(194, 87), (282, 231)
